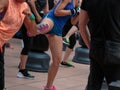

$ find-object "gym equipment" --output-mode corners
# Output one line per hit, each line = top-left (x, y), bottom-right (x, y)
(72, 47), (90, 64)
(26, 34), (50, 72)
(109, 80), (120, 90)
(26, 51), (50, 72)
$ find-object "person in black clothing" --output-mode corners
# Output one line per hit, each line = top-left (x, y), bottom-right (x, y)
(61, 18), (78, 67)
(0, 44), (5, 90)
(79, 0), (120, 90)
(17, 0), (48, 79)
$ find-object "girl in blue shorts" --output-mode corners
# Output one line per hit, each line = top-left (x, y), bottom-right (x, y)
(35, 0), (81, 90)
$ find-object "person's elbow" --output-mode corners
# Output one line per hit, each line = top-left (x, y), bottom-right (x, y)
(54, 11), (59, 16)
(54, 10), (62, 16)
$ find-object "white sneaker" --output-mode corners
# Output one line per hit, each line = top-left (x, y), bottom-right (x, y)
(17, 72), (24, 78)
(17, 69), (35, 79)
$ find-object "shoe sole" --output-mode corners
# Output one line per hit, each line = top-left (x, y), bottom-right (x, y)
(63, 41), (70, 46)
(17, 76), (35, 80)
(60, 64), (75, 68)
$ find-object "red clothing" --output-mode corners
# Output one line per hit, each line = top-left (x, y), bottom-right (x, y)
(0, 0), (28, 51)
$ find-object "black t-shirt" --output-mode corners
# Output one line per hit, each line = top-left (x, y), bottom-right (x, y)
(81, 0), (120, 43)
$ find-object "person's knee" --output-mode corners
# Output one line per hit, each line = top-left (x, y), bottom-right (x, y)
(68, 39), (76, 49)
(69, 34), (76, 47)
(52, 58), (61, 67)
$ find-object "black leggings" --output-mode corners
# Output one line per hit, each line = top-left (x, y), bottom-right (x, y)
(0, 44), (5, 90)
(20, 25), (32, 55)
(62, 19), (77, 49)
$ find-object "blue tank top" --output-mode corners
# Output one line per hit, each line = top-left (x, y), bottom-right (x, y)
(46, 0), (74, 29)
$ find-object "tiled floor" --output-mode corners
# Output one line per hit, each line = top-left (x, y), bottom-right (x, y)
(4, 38), (90, 90)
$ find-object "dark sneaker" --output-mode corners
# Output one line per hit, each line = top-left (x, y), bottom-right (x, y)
(63, 38), (70, 46)
(17, 69), (35, 79)
(61, 61), (75, 67)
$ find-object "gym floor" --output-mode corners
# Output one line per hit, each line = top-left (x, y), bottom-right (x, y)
(4, 38), (90, 90)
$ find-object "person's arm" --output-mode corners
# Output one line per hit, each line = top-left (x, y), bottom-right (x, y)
(54, 0), (72, 16)
(71, 15), (79, 25)
(43, 0), (49, 14)
(78, 9), (90, 49)
(22, 7), (37, 36)
(0, 0), (8, 14)
(71, 0), (81, 25)
(27, 0), (42, 23)
(0, 5), (3, 13)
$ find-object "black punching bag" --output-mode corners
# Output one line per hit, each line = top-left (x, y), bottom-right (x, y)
(72, 34), (90, 64)
(26, 34), (50, 72)
(26, 52), (50, 72)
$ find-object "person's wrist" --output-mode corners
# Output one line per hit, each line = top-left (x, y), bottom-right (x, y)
(29, 13), (35, 21)
(70, 8), (77, 15)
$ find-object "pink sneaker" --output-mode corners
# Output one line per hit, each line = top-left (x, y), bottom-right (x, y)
(44, 86), (56, 90)
(37, 24), (49, 32)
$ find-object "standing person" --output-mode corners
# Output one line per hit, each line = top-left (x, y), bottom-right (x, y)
(35, 0), (80, 90)
(61, 19), (78, 67)
(17, 0), (49, 79)
(0, 44), (5, 90)
(17, 24), (35, 79)
(0, 0), (37, 89)
(61, 0), (81, 67)
(79, 0), (120, 90)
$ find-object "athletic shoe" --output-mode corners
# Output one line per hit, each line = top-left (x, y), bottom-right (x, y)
(44, 86), (56, 90)
(37, 23), (49, 32)
(61, 61), (75, 67)
(63, 38), (70, 46)
(17, 69), (35, 79)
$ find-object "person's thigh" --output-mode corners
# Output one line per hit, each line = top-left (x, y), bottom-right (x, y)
(46, 34), (62, 63)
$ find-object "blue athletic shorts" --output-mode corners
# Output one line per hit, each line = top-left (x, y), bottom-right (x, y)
(44, 14), (63, 36)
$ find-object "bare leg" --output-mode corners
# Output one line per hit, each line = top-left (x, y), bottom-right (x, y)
(62, 47), (72, 62)
(46, 34), (62, 88)
(19, 55), (28, 69)
(64, 25), (78, 39)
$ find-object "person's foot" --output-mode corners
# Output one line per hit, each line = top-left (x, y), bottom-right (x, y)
(61, 61), (75, 67)
(44, 86), (56, 90)
(63, 38), (70, 46)
(17, 69), (35, 79)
